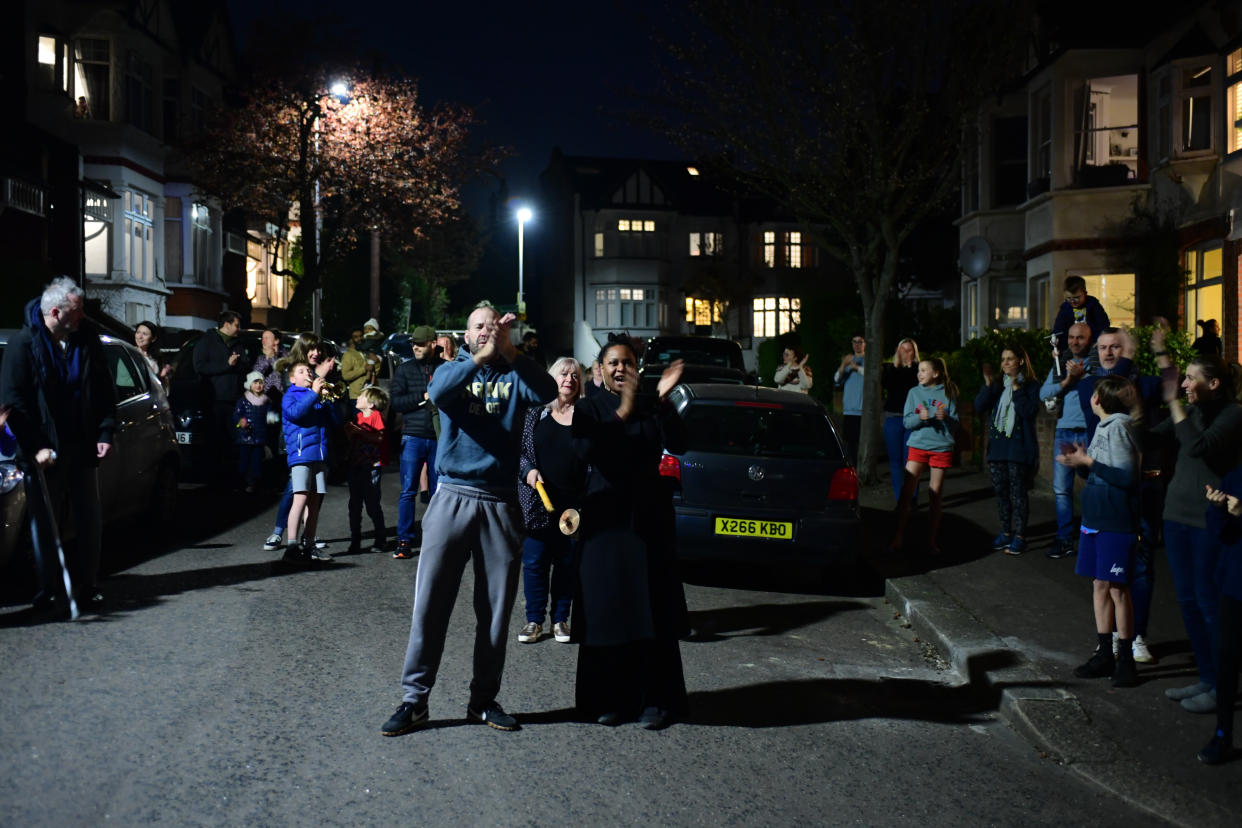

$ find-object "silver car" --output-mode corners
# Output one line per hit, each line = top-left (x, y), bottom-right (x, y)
(0, 331), (180, 570)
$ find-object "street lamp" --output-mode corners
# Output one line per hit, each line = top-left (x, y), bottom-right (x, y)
(311, 80), (351, 336)
(515, 205), (532, 319)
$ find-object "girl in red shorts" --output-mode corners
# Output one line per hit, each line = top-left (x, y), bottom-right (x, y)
(892, 357), (958, 553)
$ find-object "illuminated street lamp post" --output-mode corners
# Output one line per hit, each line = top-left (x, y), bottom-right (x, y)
(515, 205), (532, 319)
(311, 80), (351, 337)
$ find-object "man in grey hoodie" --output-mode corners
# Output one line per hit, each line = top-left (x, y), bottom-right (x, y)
(382, 303), (558, 736)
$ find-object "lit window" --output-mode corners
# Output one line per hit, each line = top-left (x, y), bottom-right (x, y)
(643, 220), (655, 232)
(123, 190), (155, 283)
(786, 232), (802, 268)
(84, 193), (112, 278)
(763, 231), (776, 268)
(1183, 249), (1222, 336)
(686, 298), (722, 327)
(1229, 51), (1242, 154)
(75, 38), (111, 120)
(689, 232), (722, 256)
(618, 219), (630, 231)
(752, 297), (801, 337)
(686, 166), (699, 176)
(37, 35), (57, 87)
(594, 232), (604, 257)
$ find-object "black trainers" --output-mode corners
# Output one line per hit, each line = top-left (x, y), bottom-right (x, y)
(281, 543), (310, 564)
(1045, 539), (1074, 559)
(1074, 649), (1114, 678)
(466, 701), (520, 731)
(393, 540), (416, 559)
(1199, 730), (1235, 765)
(381, 702), (429, 736)
(1112, 656), (1138, 687)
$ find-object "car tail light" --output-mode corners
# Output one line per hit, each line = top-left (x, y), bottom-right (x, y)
(828, 467), (858, 501)
(658, 453), (681, 482)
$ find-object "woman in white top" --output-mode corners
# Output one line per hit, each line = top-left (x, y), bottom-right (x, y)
(774, 346), (813, 392)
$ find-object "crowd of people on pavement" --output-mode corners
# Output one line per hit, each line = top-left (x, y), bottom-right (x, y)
(870, 274), (1242, 765)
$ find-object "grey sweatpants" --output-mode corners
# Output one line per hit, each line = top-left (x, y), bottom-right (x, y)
(399, 482), (523, 708)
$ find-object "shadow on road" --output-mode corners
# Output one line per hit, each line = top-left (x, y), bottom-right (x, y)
(0, 558), (357, 627)
(685, 599), (870, 642)
(866, 511), (996, 579)
(680, 559), (885, 598)
(685, 674), (1057, 728)
(0, 485), (284, 610)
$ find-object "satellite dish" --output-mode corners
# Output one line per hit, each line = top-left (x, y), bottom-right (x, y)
(959, 236), (992, 278)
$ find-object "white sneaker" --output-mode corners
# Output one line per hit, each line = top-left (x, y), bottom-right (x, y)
(263, 533), (283, 551)
(1132, 635), (1156, 664)
(518, 622), (541, 643)
(314, 537), (329, 550)
(553, 621), (571, 643)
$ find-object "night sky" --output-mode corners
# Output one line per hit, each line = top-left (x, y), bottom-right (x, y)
(225, 0), (683, 218)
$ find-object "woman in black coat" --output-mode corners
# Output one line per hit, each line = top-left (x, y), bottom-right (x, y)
(571, 334), (689, 729)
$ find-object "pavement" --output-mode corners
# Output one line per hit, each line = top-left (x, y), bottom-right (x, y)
(866, 466), (1241, 827)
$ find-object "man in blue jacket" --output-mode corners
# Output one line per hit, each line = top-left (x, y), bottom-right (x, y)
(1039, 322), (1094, 559)
(382, 303), (557, 736)
(0, 277), (117, 613)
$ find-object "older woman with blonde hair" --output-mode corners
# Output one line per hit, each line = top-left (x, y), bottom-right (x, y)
(882, 338), (921, 501)
(515, 357), (589, 644)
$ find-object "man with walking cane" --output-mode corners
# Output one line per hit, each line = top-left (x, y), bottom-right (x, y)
(0, 277), (117, 618)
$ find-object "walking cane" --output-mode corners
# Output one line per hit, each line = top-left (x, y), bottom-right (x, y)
(31, 458), (79, 621)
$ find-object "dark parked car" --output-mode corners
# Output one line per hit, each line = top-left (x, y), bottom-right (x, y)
(166, 329), (302, 479)
(638, 335), (749, 396)
(0, 331), (180, 570)
(660, 383), (861, 568)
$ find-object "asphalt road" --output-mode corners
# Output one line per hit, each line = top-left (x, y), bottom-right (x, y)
(0, 481), (1160, 826)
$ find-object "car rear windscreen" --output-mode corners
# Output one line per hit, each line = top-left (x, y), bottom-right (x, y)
(682, 404), (839, 459)
(646, 344), (739, 369)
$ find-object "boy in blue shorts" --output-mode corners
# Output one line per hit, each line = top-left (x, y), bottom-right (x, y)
(1056, 374), (1141, 687)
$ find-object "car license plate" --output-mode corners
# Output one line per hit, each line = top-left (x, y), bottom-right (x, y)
(176, 432), (192, 445)
(714, 517), (793, 540)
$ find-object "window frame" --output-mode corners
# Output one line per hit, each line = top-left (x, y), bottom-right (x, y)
(594, 285), (660, 330)
(751, 296), (801, 337)
(1227, 48), (1242, 156)
(123, 190), (155, 283)
(1183, 244), (1224, 335)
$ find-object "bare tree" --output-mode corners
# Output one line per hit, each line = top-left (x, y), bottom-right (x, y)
(653, 0), (1028, 481)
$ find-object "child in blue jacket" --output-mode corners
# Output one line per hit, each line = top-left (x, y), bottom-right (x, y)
(892, 357), (959, 554)
(234, 371), (275, 493)
(280, 361), (341, 563)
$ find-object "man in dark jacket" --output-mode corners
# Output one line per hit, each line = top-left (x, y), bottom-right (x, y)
(0, 277), (117, 612)
(389, 324), (441, 558)
(193, 310), (245, 485)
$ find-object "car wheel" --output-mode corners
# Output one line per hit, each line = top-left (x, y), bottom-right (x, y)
(149, 459), (178, 525)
